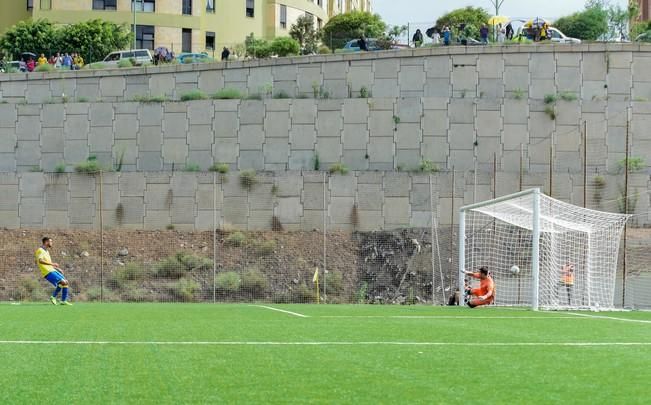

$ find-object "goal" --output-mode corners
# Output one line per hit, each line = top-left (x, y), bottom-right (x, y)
(459, 188), (629, 310)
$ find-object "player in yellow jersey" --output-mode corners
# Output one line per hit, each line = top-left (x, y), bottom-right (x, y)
(35, 237), (72, 306)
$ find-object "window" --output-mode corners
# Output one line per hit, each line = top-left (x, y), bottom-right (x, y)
(182, 28), (192, 52)
(182, 0), (192, 15)
(27, 0), (33, 11)
(317, 18), (322, 30)
(317, 0), (322, 6)
(93, 0), (117, 10)
(206, 0), (215, 13)
(206, 32), (215, 50)
(40, 0), (51, 10)
(133, 0), (155, 12)
(246, 0), (254, 17)
(134, 25), (155, 50)
(279, 5), (287, 29)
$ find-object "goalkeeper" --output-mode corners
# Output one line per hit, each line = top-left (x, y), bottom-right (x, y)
(35, 237), (72, 306)
(463, 267), (495, 308)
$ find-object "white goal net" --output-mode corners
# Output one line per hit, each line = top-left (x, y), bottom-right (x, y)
(459, 189), (629, 310)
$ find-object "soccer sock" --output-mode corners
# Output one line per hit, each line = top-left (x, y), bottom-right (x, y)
(62, 287), (68, 302)
(52, 286), (62, 298)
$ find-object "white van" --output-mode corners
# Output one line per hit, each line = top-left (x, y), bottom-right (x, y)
(102, 49), (153, 65)
(548, 28), (581, 44)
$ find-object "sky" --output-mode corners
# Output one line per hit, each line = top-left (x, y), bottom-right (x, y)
(372, 0), (630, 26)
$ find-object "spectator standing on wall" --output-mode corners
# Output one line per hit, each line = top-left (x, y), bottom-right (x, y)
(497, 24), (506, 43)
(412, 29), (424, 48)
(432, 28), (441, 45)
(221, 47), (230, 61)
(37, 53), (47, 66)
(480, 24), (489, 44)
(505, 22), (514, 40)
(26, 58), (35, 72)
(73, 53), (84, 70)
(62, 53), (72, 69)
(358, 35), (369, 51)
(443, 26), (451, 46)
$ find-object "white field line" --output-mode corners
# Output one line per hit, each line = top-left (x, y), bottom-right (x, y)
(0, 340), (650, 347)
(317, 315), (581, 319)
(250, 305), (309, 318)
(567, 312), (651, 324)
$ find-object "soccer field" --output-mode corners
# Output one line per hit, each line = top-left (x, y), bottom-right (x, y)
(2, 304), (650, 404)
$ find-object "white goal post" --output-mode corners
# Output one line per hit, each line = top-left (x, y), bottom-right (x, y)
(459, 188), (629, 311)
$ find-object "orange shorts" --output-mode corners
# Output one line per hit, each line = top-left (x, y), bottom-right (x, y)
(468, 297), (493, 308)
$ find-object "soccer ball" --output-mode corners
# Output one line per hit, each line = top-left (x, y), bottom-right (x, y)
(510, 265), (520, 275)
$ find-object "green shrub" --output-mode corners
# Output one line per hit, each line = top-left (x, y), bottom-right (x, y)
(618, 157), (645, 172)
(155, 256), (187, 279)
(34, 64), (55, 72)
(559, 91), (577, 102)
(216, 271), (241, 292)
(117, 59), (133, 68)
(74, 159), (104, 173)
(180, 90), (207, 101)
(111, 262), (148, 289)
(12, 276), (43, 301)
(240, 267), (269, 298)
(183, 163), (201, 172)
(85, 62), (107, 70)
(54, 162), (66, 173)
(132, 94), (170, 103)
(273, 90), (290, 99)
(329, 163), (349, 175)
(544, 94), (557, 104)
(291, 283), (315, 303)
(270, 36), (300, 57)
(544, 105), (556, 120)
(359, 86), (370, 98)
(419, 160), (439, 173)
(318, 45), (331, 54)
(253, 239), (276, 256)
(246, 34), (273, 58)
(172, 278), (200, 301)
(176, 252), (212, 271)
(225, 231), (246, 247)
(512, 88), (525, 100)
(121, 286), (151, 302)
(324, 271), (344, 295)
(212, 88), (242, 99)
(210, 163), (229, 174)
(239, 170), (257, 189)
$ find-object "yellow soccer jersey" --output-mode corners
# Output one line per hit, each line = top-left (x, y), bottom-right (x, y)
(35, 247), (54, 277)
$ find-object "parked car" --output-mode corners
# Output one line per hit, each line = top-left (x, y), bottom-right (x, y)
(340, 39), (381, 52)
(548, 27), (581, 44)
(0, 61), (22, 73)
(177, 52), (212, 64)
(635, 32), (651, 43)
(102, 49), (153, 66)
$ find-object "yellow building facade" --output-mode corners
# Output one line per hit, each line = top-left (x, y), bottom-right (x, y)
(2, 0), (371, 54)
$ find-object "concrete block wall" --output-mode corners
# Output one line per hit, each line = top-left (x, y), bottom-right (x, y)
(0, 171), (648, 231)
(2, 98), (651, 174)
(2, 44), (651, 103)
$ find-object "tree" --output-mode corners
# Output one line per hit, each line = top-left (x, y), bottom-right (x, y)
(56, 20), (132, 63)
(321, 11), (386, 50)
(434, 6), (490, 41)
(245, 33), (272, 58)
(0, 19), (57, 59)
(554, 5), (608, 40)
(289, 15), (319, 55)
(376, 25), (407, 50)
(270, 37), (300, 57)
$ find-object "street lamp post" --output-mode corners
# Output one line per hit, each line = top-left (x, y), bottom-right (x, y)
(490, 0), (506, 16)
(133, 0), (138, 50)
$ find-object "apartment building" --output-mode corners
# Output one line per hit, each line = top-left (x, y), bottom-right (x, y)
(4, 0), (371, 53)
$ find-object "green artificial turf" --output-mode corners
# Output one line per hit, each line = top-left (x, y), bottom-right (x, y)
(1, 303), (650, 404)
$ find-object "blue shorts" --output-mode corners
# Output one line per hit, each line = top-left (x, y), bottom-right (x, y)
(44, 270), (65, 287)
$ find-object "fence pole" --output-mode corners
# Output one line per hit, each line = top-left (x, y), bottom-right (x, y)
(493, 152), (497, 199)
(549, 132), (554, 197)
(519, 143), (524, 192)
(323, 171), (327, 302)
(449, 168), (455, 292)
(622, 107), (631, 307)
(583, 120), (587, 208)
(213, 172), (217, 303)
(99, 171), (104, 303)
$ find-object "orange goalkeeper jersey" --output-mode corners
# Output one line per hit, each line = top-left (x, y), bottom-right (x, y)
(471, 272), (495, 300)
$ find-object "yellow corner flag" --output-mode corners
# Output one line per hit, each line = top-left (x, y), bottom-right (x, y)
(313, 267), (320, 304)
